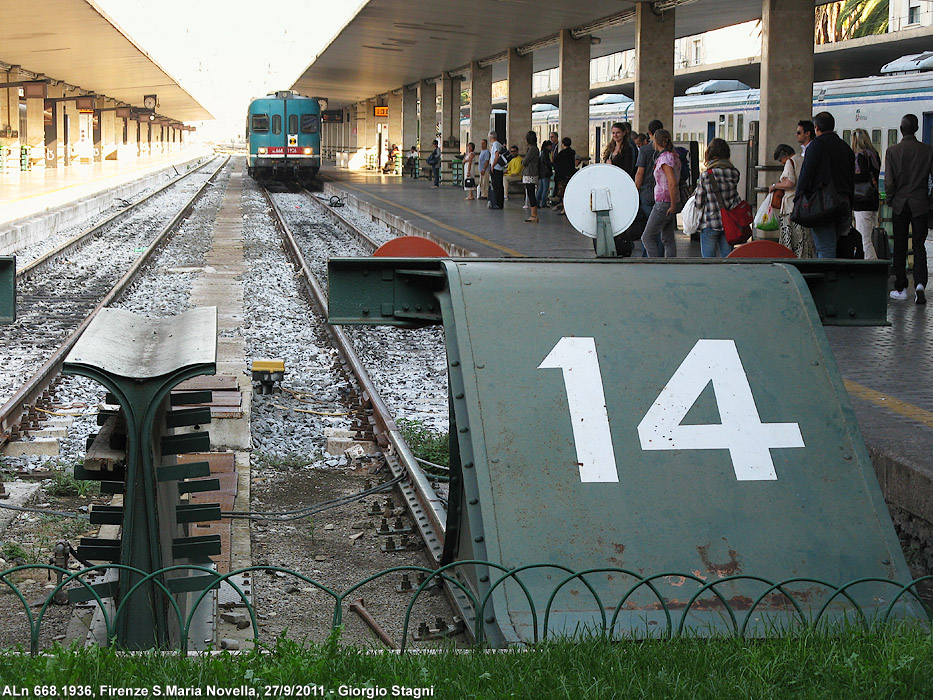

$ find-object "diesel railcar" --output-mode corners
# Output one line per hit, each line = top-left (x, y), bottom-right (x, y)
(247, 91), (325, 181)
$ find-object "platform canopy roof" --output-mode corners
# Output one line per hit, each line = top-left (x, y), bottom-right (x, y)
(1, 0), (211, 121)
(291, 0), (823, 109)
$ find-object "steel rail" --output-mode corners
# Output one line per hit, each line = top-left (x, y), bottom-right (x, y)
(0, 156), (230, 446)
(262, 188), (449, 555)
(16, 156), (217, 280)
(263, 185), (482, 640)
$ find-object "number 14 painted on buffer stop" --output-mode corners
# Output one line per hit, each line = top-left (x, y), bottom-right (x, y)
(538, 338), (805, 483)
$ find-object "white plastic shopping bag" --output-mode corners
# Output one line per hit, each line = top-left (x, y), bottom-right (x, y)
(681, 194), (701, 235)
(754, 198), (780, 231)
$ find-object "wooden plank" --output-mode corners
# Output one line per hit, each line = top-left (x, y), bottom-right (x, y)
(84, 415), (126, 471)
(175, 375), (239, 391)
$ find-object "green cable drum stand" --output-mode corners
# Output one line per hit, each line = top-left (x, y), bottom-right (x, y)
(328, 167), (923, 645)
(63, 307), (221, 649)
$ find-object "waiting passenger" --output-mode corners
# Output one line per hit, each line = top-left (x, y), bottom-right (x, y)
(639, 129), (680, 258)
(503, 146), (523, 200)
(850, 128), (880, 260)
(885, 113), (933, 304)
(603, 121), (637, 177)
(426, 139), (441, 187)
(551, 137), (576, 215)
(537, 140), (553, 208)
(406, 146), (418, 178)
(693, 138), (740, 258)
(477, 138), (490, 199)
(487, 131), (506, 209)
(521, 131), (540, 223)
(769, 143), (815, 259)
(796, 120), (815, 156)
(795, 111), (854, 259)
(462, 142), (477, 200)
(635, 120), (664, 256)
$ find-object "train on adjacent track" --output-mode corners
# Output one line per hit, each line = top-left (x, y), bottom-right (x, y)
(247, 90), (325, 181)
(499, 70), (933, 165)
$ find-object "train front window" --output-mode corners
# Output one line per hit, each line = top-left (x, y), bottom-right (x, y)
(289, 114), (298, 133)
(251, 114), (269, 133)
(272, 115), (282, 135)
(300, 114), (320, 133)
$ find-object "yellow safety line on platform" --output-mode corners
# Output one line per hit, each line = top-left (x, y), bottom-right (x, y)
(843, 379), (933, 429)
(321, 176), (525, 257)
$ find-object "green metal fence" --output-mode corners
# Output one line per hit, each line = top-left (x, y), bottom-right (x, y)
(2, 561), (930, 655)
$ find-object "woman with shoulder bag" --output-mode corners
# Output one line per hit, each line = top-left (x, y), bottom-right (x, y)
(537, 140), (553, 208)
(769, 143), (815, 259)
(692, 138), (740, 257)
(462, 142), (477, 200)
(521, 131), (540, 223)
(851, 128), (880, 259)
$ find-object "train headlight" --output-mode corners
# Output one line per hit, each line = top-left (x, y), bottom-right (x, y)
(303, 147), (313, 155)
(257, 147), (267, 154)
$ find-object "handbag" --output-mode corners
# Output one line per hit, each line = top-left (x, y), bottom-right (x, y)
(464, 177), (476, 188)
(770, 188), (784, 209)
(791, 153), (843, 227)
(854, 180), (877, 207)
(706, 169), (753, 245)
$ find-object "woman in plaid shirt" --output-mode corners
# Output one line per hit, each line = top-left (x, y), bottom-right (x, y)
(692, 138), (742, 258)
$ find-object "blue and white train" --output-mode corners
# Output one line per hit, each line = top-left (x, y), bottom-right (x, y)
(465, 70), (933, 165)
(247, 91), (326, 181)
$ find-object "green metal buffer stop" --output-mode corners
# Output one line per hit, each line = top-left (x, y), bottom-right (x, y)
(329, 257), (922, 645)
(63, 307), (221, 649)
(0, 256), (14, 324)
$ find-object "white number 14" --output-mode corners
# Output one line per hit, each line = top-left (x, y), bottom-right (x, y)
(538, 338), (804, 483)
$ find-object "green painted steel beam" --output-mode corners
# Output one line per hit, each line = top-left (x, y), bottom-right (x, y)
(177, 478), (220, 495)
(172, 535), (221, 559)
(165, 406), (212, 428)
(157, 461), (211, 482)
(175, 503), (221, 524)
(0, 256), (14, 325)
(67, 579), (119, 604)
(160, 432), (211, 455)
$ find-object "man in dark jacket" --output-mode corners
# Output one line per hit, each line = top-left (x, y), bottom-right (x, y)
(885, 114), (933, 304)
(796, 111), (855, 258)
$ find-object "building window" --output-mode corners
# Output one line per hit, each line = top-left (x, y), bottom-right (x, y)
(693, 40), (702, 65)
(908, 3), (920, 24)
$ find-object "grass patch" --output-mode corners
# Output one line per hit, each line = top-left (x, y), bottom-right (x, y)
(398, 419), (449, 469)
(45, 467), (98, 498)
(0, 630), (931, 698)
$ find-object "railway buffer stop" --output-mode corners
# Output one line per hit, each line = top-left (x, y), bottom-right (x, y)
(328, 168), (926, 646)
(62, 307), (223, 649)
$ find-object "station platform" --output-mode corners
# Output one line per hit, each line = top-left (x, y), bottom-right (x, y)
(323, 164), (933, 532)
(0, 147), (214, 253)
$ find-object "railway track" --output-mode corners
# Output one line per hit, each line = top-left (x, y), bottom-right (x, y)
(0, 155), (228, 448)
(259, 183), (475, 640)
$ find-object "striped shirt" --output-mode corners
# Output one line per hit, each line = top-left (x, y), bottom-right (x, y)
(693, 166), (741, 231)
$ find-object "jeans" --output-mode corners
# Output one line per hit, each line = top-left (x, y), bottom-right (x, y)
(639, 196), (663, 257)
(490, 169), (504, 208)
(431, 165), (440, 186)
(892, 202), (929, 291)
(700, 227), (732, 258)
(536, 177), (551, 208)
(641, 200), (677, 257)
(810, 209), (850, 259)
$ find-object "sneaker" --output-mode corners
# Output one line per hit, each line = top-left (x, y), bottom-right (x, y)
(890, 289), (908, 301)
(917, 284), (926, 305)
